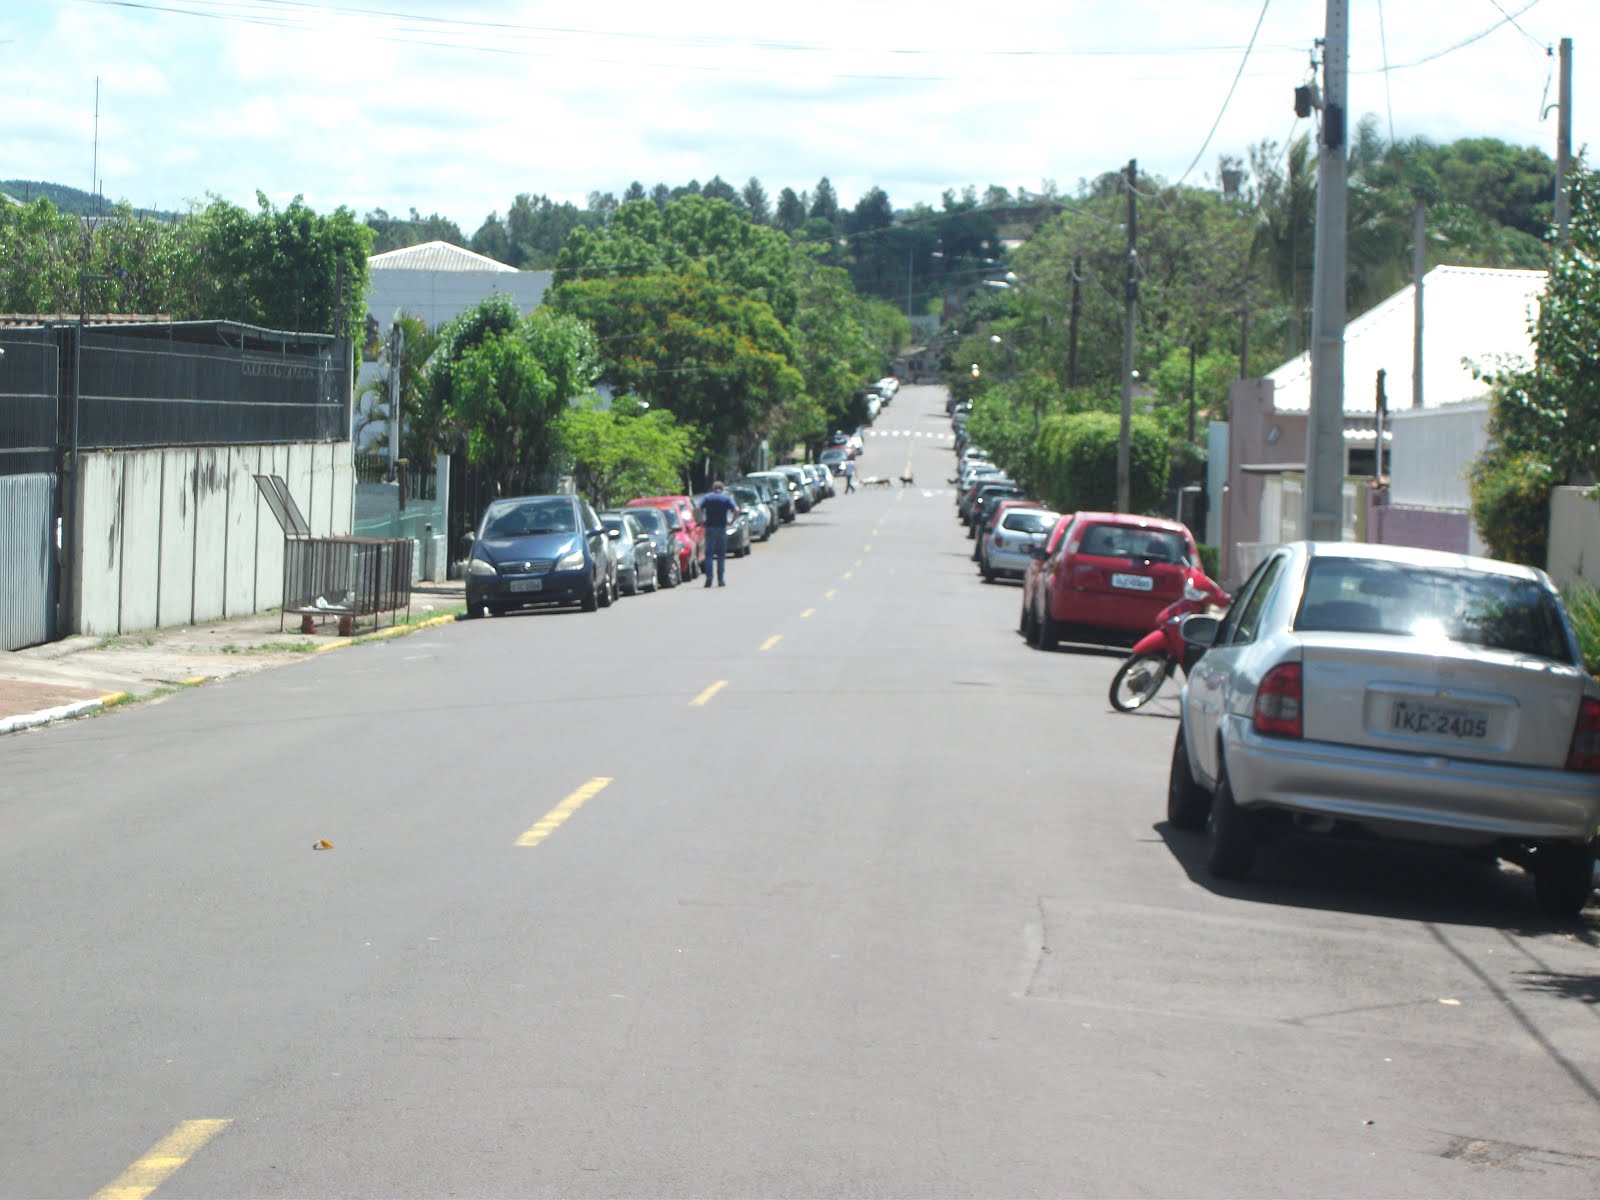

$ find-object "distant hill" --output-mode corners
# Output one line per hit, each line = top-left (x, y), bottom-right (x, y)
(0, 179), (180, 222)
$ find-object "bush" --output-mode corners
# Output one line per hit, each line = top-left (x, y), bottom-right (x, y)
(1197, 543), (1220, 580)
(1468, 449), (1552, 567)
(1564, 579), (1600, 677)
(1035, 411), (1169, 514)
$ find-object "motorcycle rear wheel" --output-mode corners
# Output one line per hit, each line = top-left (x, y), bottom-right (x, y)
(1109, 653), (1171, 711)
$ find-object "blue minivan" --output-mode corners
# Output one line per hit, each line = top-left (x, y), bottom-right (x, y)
(463, 494), (616, 617)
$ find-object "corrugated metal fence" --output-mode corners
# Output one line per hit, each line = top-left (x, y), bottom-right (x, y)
(0, 474), (56, 649)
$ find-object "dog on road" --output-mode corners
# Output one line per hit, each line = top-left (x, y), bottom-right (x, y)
(862, 476), (892, 489)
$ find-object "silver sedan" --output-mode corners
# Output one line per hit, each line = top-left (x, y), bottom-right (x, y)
(1169, 541), (1600, 915)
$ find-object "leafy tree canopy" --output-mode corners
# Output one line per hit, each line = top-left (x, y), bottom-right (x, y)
(560, 397), (696, 509)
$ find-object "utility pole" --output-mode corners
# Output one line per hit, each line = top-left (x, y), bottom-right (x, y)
(1305, 0), (1349, 542)
(1067, 255), (1082, 389)
(905, 248), (914, 319)
(1554, 37), (1573, 246)
(1412, 198), (1425, 408)
(1117, 160), (1138, 514)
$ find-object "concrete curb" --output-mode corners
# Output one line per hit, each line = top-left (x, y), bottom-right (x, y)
(0, 692), (128, 737)
(0, 610), (460, 735)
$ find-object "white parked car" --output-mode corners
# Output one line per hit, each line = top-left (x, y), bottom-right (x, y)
(1169, 541), (1600, 915)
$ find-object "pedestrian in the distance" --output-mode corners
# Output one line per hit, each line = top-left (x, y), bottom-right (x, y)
(844, 458), (857, 493)
(697, 481), (740, 587)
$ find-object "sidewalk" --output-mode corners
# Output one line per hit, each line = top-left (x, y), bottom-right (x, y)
(0, 580), (466, 735)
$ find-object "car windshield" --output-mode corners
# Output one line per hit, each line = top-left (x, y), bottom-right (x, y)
(484, 500), (574, 537)
(1077, 524), (1188, 564)
(1295, 559), (1573, 661)
(626, 508), (665, 533)
(729, 487), (759, 505)
(1003, 510), (1057, 534)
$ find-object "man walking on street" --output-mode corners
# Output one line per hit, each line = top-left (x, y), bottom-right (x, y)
(844, 458), (857, 493)
(697, 481), (740, 587)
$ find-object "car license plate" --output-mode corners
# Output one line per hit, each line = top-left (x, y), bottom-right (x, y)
(1111, 572), (1154, 591)
(1390, 700), (1488, 740)
(509, 579), (543, 593)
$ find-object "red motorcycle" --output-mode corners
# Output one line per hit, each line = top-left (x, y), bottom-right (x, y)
(1108, 568), (1230, 712)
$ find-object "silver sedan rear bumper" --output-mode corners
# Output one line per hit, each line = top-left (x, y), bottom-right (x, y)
(1222, 715), (1600, 845)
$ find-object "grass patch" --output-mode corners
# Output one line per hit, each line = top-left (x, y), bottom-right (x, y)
(220, 641), (320, 655)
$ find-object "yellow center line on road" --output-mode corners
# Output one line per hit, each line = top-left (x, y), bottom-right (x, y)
(516, 777), (613, 847)
(690, 679), (729, 706)
(800, 608), (815, 619)
(864, 544), (873, 552)
(854, 559), (863, 567)
(824, 588), (837, 599)
(93, 1119), (232, 1200)
(842, 571), (853, 580)
(760, 635), (782, 651)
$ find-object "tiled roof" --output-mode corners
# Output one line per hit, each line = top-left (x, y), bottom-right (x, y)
(369, 240), (518, 273)
(1267, 265), (1545, 414)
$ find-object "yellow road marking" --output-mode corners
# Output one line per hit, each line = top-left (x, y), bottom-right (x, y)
(824, 588), (837, 599)
(864, 544), (873, 552)
(94, 1119), (231, 1200)
(760, 635), (782, 651)
(842, 571), (853, 580)
(516, 777), (613, 847)
(800, 608), (815, 619)
(854, 559), (863, 567)
(690, 679), (728, 706)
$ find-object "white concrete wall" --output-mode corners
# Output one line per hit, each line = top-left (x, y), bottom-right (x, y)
(73, 442), (352, 636)
(1387, 401), (1488, 509)
(1548, 486), (1600, 589)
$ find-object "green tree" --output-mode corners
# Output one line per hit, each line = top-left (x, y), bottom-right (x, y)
(554, 267), (803, 472)
(742, 177), (771, 225)
(1034, 410), (1169, 514)
(1477, 161), (1600, 487)
(419, 295), (600, 495)
(364, 207), (466, 254)
(560, 397), (695, 508)
(356, 313), (440, 458)
(774, 187), (806, 233)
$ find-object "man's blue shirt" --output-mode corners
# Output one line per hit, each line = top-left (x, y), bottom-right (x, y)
(700, 491), (738, 529)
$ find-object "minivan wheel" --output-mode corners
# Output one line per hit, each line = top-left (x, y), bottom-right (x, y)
(1206, 767), (1256, 880)
(1532, 839), (1596, 917)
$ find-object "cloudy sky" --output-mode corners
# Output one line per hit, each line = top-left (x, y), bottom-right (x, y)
(5, 0), (1591, 234)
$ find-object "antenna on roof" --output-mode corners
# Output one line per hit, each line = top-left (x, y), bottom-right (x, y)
(92, 77), (101, 217)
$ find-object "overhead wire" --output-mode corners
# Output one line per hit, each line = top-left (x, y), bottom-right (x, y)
(1166, 0), (1273, 191)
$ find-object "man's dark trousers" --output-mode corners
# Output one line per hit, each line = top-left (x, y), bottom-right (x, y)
(703, 526), (728, 585)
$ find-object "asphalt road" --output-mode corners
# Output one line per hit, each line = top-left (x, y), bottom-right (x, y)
(4, 384), (1600, 1198)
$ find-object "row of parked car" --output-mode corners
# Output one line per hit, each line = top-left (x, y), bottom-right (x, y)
(460, 462), (841, 617)
(950, 435), (1600, 917)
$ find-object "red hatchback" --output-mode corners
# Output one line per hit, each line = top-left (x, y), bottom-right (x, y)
(1022, 511), (1200, 649)
(626, 496), (703, 580)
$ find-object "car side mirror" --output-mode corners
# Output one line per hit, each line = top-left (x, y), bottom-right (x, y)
(460, 531), (477, 551)
(1180, 614), (1220, 648)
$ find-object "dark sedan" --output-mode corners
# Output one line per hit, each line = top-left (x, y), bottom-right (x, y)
(463, 494), (614, 617)
(600, 510), (660, 596)
(621, 504), (683, 588)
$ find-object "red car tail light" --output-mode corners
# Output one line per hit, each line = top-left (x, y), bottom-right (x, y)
(1253, 662), (1303, 738)
(1566, 696), (1600, 772)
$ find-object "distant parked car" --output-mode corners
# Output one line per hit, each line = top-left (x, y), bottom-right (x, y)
(819, 447), (850, 475)
(626, 496), (702, 580)
(463, 493), (615, 617)
(1024, 512), (1199, 648)
(600, 510), (659, 595)
(744, 471), (797, 522)
(1169, 540), (1600, 915)
(981, 505), (1058, 582)
(727, 482), (774, 542)
(622, 504), (682, 588)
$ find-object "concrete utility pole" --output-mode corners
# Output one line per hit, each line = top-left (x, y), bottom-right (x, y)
(388, 320), (403, 479)
(1117, 160), (1138, 514)
(1412, 198), (1425, 409)
(1555, 37), (1573, 246)
(1305, 0), (1349, 541)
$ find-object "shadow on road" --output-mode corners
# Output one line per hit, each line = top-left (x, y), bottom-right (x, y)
(1155, 819), (1597, 936)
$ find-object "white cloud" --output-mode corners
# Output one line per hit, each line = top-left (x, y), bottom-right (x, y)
(4, 0), (1591, 233)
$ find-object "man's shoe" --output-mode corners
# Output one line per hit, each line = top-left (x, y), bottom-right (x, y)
(718, 580), (725, 587)
(704, 577), (713, 588)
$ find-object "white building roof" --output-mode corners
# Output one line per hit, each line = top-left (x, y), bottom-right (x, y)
(369, 240), (518, 273)
(1268, 265), (1545, 415)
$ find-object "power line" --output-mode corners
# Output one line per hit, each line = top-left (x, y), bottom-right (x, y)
(1365, 0), (1545, 72)
(1168, 0), (1273, 190)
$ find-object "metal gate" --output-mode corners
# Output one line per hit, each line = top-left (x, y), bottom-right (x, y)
(1, 328), (62, 650)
